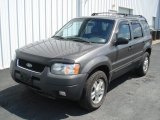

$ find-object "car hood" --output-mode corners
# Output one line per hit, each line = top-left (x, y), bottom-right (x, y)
(17, 38), (102, 62)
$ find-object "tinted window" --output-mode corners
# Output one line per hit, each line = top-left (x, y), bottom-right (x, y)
(56, 18), (115, 44)
(141, 20), (150, 36)
(131, 22), (143, 39)
(61, 21), (83, 37)
(82, 19), (114, 41)
(118, 23), (131, 40)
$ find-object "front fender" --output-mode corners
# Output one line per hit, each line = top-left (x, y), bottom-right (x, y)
(80, 56), (112, 75)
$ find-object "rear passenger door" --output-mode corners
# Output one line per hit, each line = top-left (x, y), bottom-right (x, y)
(130, 21), (145, 61)
(140, 20), (152, 44)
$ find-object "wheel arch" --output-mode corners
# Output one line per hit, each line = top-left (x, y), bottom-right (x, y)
(145, 47), (151, 56)
(81, 56), (112, 82)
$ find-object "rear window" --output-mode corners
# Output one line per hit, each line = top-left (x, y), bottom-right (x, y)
(140, 20), (150, 36)
(131, 22), (143, 39)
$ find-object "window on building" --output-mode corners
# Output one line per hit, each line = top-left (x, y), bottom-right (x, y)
(118, 7), (133, 15)
(131, 22), (143, 39)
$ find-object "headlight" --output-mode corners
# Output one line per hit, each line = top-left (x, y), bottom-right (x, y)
(51, 63), (80, 75)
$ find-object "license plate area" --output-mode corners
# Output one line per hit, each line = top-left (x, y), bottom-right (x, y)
(15, 71), (32, 85)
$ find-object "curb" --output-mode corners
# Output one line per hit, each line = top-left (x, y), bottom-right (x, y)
(152, 40), (160, 45)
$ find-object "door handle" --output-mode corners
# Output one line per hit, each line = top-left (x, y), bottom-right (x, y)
(128, 46), (132, 51)
(142, 41), (145, 44)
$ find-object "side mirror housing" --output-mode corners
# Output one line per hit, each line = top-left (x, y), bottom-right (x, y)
(116, 37), (129, 45)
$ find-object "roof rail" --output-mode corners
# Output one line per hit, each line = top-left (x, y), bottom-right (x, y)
(91, 12), (146, 20)
(91, 12), (126, 17)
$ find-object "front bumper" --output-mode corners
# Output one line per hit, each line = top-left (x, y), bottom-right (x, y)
(10, 59), (88, 100)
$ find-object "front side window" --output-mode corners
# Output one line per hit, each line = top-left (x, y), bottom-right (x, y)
(118, 23), (131, 40)
(131, 22), (143, 39)
(55, 18), (115, 44)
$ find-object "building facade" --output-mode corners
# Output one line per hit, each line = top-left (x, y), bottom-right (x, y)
(0, 0), (160, 69)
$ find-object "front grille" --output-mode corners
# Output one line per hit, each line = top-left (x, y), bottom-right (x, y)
(17, 59), (45, 73)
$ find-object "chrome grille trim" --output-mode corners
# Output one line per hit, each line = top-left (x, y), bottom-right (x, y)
(17, 59), (41, 74)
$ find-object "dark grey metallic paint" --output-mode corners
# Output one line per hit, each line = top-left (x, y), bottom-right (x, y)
(10, 16), (152, 100)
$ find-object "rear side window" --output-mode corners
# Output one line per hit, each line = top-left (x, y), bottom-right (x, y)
(131, 22), (143, 39)
(118, 23), (131, 40)
(140, 20), (150, 36)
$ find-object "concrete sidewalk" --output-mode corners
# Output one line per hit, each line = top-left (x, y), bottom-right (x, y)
(152, 39), (160, 45)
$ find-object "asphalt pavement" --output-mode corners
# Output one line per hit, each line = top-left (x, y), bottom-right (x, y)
(0, 43), (160, 120)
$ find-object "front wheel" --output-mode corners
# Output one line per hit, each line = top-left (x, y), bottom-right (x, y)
(79, 71), (108, 111)
(136, 52), (150, 76)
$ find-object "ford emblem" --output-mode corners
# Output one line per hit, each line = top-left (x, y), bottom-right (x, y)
(26, 63), (32, 68)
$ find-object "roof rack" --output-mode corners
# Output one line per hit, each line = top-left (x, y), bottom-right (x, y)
(91, 12), (125, 17)
(91, 12), (146, 20)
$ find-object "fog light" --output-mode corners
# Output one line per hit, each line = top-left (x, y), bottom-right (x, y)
(59, 91), (66, 96)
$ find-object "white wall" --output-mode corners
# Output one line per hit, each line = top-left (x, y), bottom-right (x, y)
(155, 0), (160, 30)
(0, 0), (159, 69)
(0, 0), (77, 69)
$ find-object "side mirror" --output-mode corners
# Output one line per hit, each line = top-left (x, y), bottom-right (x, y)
(116, 37), (129, 45)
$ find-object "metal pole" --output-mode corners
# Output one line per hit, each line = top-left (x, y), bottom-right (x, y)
(158, 0), (160, 39)
(8, 0), (12, 61)
(76, 0), (82, 17)
(0, 2), (4, 68)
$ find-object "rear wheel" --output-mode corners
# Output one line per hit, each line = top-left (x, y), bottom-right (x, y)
(79, 71), (108, 111)
(136, 52), (150, 76)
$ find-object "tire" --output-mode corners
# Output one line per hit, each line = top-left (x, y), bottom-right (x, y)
(79, 71), (108, 111)
(136, 52), (150, 76)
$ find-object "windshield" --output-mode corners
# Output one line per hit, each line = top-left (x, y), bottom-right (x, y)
(54, 18), (115, 44)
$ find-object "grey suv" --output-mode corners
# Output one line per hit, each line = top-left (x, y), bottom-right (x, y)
(10, 13), (152, 111)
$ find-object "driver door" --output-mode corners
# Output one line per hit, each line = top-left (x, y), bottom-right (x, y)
(112, 21), (134, 79)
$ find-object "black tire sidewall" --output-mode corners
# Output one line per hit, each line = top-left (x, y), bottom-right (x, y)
(84, 71), (108, 109)
(137, 52), (150, 76)
(142, 52), (150, 74)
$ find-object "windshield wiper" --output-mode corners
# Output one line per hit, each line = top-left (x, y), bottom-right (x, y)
(52, 36), (64, 39)
(66, 37), (91, 43)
